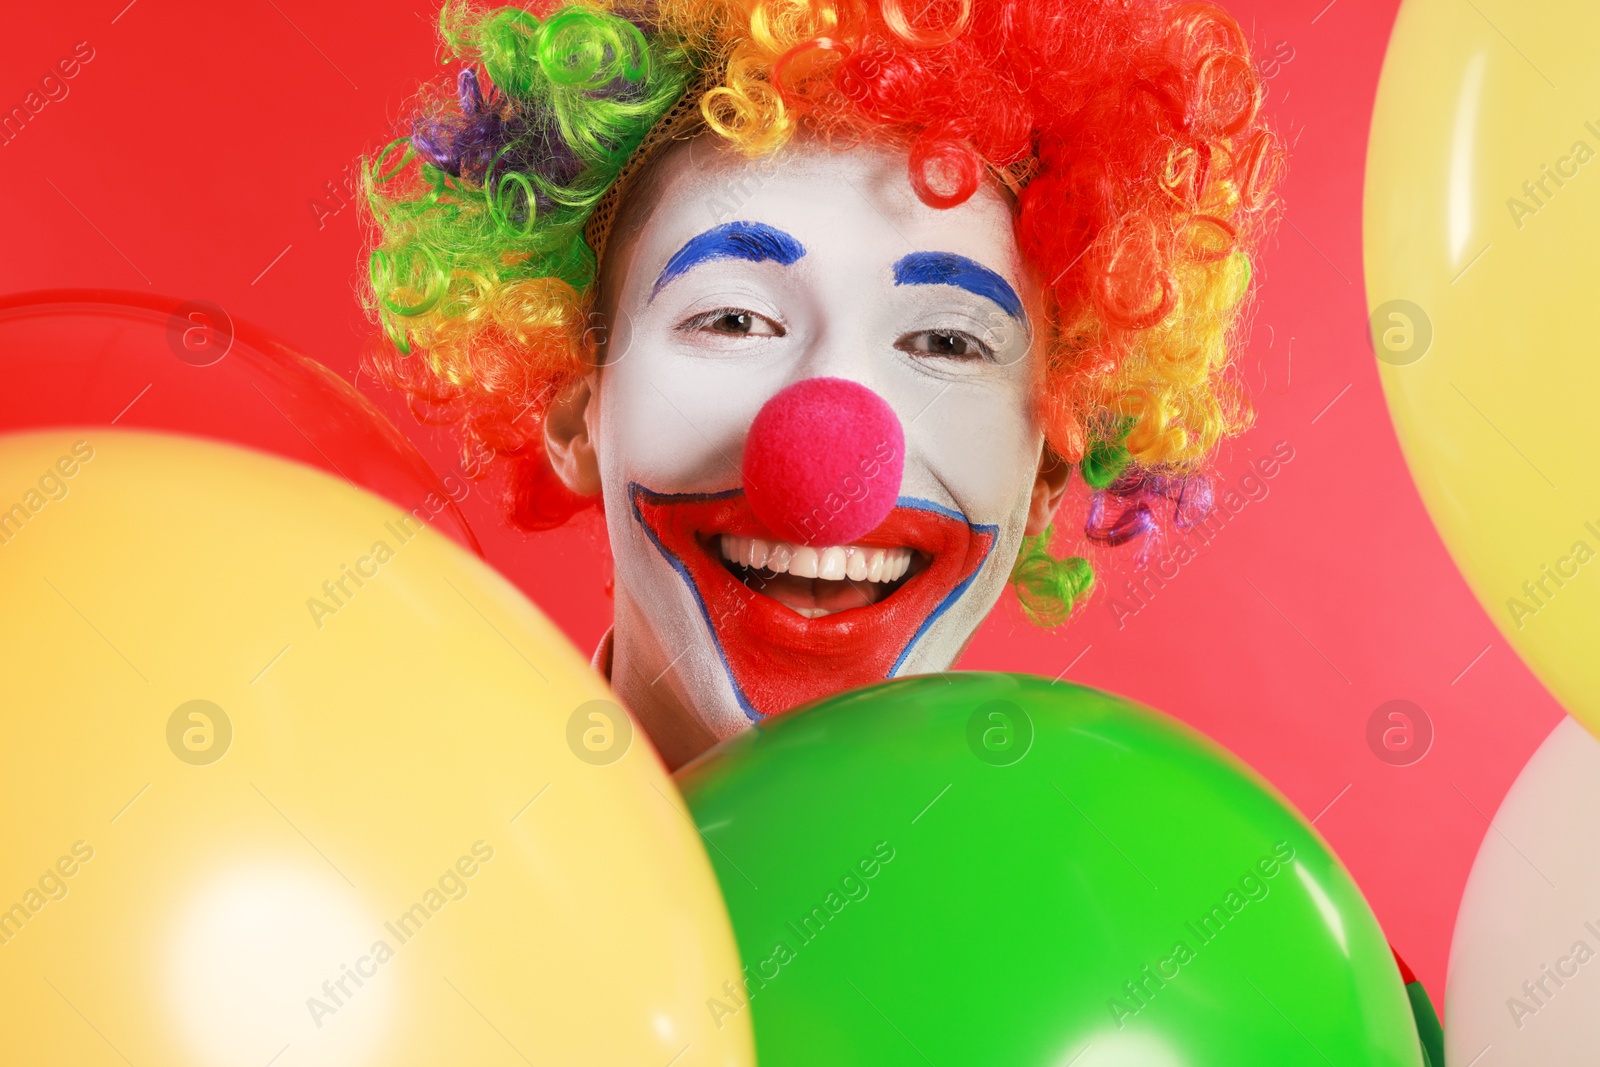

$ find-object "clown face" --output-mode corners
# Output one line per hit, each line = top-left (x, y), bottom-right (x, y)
(547, 135), (1066, 767)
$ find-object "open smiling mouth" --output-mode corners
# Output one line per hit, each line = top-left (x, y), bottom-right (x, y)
(629, 483), (996, 720)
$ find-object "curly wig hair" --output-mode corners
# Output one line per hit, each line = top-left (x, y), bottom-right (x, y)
(362, 0), (1282, 624)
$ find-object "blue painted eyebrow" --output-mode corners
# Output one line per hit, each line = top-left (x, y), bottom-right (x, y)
(892, 251), (1024, 321)
(650, 221), (807, 301)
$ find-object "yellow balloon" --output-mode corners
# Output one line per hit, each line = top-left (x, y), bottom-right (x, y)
(1365, 0), (1600, 732)
(0, 430), (752, 1067)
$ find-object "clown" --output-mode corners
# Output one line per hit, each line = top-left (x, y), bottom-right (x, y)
(364, 0), (1279, 768)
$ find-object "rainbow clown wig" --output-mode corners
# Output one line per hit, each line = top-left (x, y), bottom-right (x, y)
(362, 0), (1282, 624)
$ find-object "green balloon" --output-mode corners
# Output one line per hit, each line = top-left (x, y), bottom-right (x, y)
(675, 674), (1423, 1066)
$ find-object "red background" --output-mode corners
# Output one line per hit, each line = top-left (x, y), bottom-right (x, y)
(0, 0), (1566, 1000)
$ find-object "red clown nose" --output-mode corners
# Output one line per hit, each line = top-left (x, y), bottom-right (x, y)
(741, 377), (905, 547)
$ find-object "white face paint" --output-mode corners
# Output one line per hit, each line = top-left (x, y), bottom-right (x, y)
(587, 134), (1048, 758)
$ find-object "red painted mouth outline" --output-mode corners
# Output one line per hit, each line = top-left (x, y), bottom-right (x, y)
(629, 483), (997, 720)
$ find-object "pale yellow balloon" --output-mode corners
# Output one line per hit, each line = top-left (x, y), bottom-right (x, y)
(0, 430), (752, 1067)
(1365, 0), (1600, 732)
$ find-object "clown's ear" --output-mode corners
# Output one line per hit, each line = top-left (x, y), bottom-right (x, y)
(1024, 444), (1072, 537)
(543, 374), (602, 498)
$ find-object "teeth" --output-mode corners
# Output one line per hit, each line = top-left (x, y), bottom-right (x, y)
(790, 546), (820, 579)
(718, 536), (913, 585)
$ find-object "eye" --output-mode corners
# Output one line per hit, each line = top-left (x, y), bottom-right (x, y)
(679, 307), (785, 338)
(895, 329), (995, 361)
